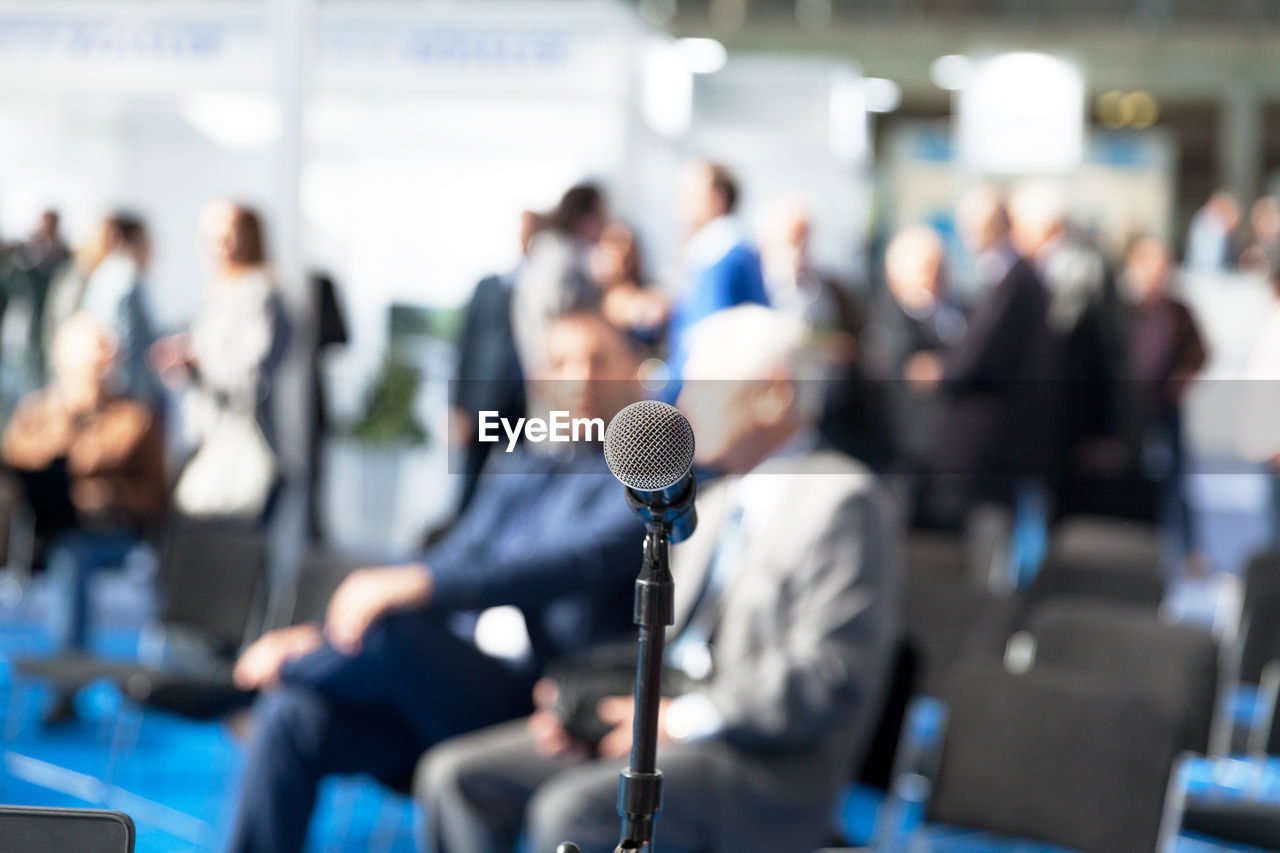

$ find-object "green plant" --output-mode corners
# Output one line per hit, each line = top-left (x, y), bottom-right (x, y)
(349, 352), (429, 448)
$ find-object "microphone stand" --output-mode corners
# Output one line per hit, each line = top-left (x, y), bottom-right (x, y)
(560, 479), (696, 853)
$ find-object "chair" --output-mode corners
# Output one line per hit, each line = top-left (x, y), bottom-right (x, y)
(0, 805), (135, 853)
(0, 471), (35, 608)
(886, 665), (1183, 853)
(1180, 794), (1280, 851)
(1019, 599), (1223, 755)
(273, 547), (359, 627)
(1049, 514), (1162, 574)
(13, 516), (268, 718)
(903, 575), (1020, 697)
(901, 503), (1014, 592)
(117, 545), (358, 718)
(1026, 515), (1165, 610)
(1174, 553), (1280, 851)
(1237, 551), (1280, 686)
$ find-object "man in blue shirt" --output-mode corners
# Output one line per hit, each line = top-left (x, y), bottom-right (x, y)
(666, 160), (769, 381)
(224, 308), (647, 853)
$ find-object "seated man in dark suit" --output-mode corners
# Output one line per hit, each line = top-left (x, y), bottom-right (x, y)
(416, 305), (900, 853)
(223, 307), (647, 853)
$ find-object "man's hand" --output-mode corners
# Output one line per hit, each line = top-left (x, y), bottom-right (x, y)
(904, 350), (943, 391)
(449, 406), (474, 447)
(148, 333), (198, 390)
(596, 695), (673, 760)
(233, 624), (325, 690)
(324, 565), (434, 655)
(526, 679), (580, 758)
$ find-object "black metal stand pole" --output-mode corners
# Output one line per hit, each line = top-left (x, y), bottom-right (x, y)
(613, 523), (675, 851)
(561, 479), (694, 853)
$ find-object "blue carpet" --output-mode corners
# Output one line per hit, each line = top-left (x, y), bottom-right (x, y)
(1, 609), (417, 853)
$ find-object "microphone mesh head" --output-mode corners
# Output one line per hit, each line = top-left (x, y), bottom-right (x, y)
(603, 400), (696, 491)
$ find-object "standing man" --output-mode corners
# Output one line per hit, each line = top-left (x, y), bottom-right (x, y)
(865, 225), (966, 525)
(666, 160), (769, 381)
(906, 186), (1050, 525)
(1009, 182), (1128, 516)
(13, 210), (72, 380)
(1124, 237), (1209, 575)
(417, 305), (899, 853)
(1185, 188), (1241, 273)
(449, 210), (540, 517)
(1239, 253), (1280, 546)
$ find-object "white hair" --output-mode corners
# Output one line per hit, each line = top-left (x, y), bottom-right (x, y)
(682, 304), (826, 423)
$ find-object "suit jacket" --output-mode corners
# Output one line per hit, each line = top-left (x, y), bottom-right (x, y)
(863, 290), (966, 471)
(667, 449), (899, 850)
(427, 444), (645, 672)
(1040, 240), (1128, 468)
(935, 253), (1050, 498)
(452, 273), (525, 422)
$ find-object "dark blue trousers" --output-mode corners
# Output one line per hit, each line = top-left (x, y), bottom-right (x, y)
(224, 611), (535, 853)
(45, 530), (138, 652)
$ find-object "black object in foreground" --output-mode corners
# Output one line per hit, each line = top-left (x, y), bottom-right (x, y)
(0, 806), (136, 853)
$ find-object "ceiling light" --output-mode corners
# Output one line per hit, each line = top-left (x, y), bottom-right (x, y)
(929, 54), (972, 91)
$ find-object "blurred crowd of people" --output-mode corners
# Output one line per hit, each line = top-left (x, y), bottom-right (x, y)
(0, 202), (294, 718)
(2, 162), (1280, 853)
(453, 165), (1243, 575)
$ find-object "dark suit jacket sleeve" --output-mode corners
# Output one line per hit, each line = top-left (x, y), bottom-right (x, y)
(1173, 300), (1208, 375)
(314, 273), (349, 349)
(943, 264), (1041, 387)
(704, 489), (894, 748)
(451, 276), (494, 409)
(427, 483), (642, 613)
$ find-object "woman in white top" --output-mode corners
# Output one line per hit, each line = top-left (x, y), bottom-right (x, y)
(150, 201), (291, 523)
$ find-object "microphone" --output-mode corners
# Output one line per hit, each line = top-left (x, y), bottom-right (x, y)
(603, 400), (698, 543)
(599, 400), (695, 850)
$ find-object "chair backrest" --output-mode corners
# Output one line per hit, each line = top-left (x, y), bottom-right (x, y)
(0, 806), (135, 852)
(1025, 516), (1164, 609)
(902, 530), (967, 583)
(901, 505), (1014, 591)
(1240, 551), (1280, 684)
(282, 548), (359, 627)
(930, 665), (1181, 853)
(965, 503), (1014, 592)
(158, 517), (269, 657)
(1048, 515), (1162, 574)
(1028, 561), (1165, 611)
(1025, 599), (1221, 754)
(903, 576), (1019, 697)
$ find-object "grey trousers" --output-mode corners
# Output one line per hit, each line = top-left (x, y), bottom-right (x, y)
(414, 719), (724, 853)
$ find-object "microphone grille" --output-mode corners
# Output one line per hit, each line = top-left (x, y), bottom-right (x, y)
(603, 400), (696, 491)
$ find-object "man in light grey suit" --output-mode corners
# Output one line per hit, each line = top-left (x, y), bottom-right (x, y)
(415, 305), (899, 853)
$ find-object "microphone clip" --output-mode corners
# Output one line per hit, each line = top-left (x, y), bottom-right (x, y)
(624, 477), (698, 542)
